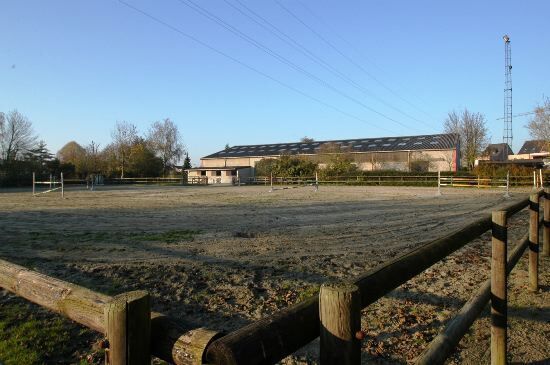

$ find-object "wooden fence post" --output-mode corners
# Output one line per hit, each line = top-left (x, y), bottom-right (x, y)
(105, 291), (151, 365)
(319, 282), (361, 365)
(32, 172), (36, 196)
(529, 193), (539, 291)
(544, 188), (550, 257)
(491, 211), (507, 365)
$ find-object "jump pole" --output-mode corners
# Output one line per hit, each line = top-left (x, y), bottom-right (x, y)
(533, 171), (537, 189)
(315, 172), (319, 192)
(436, 170), (441, 196)
(540, 169), (544, 188)
(32, 172), (36, 196)
(504, 171), (510, 198)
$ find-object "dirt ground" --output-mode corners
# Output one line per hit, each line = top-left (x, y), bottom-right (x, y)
(0, 184), (548, 364)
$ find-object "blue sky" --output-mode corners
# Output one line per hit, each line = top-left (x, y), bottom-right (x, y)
(1, 0), (549, 165)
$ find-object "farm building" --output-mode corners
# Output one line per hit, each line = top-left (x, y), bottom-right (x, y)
(187, 133), (460, 183)
(509, 140), (550, 160)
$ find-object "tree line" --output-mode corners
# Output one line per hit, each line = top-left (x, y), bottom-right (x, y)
(1, 100), (548, 186)
(0, 110), (190, 186)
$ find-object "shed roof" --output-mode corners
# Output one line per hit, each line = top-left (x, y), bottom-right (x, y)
(484, 143), (514, 156)
(203, 133), (459, 159)
(518, 140), (548, 154)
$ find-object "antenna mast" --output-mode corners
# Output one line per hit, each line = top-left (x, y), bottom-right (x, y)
(503, 35), (513, 147)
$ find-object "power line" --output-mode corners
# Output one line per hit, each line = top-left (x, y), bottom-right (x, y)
(115, 0), (400, 135)
(173, 0), (424, 133)
(223, 0), (434, 132)
(496, 106), (550, 120)
(281, 0), (438, 123)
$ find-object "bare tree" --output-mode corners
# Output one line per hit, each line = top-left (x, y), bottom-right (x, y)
(85, 141), (102, 175)
(444, 109), (489, 170)
(0, 110), (37, 161)
(111, 121), (138, 178)
(147, 118), (185, 176)
(526, 98), (550, 146)
(300, 136), (314, 143)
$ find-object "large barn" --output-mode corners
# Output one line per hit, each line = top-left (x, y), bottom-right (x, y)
(187, 133), (460, 184)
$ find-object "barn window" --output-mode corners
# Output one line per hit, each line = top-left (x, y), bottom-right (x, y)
(201, 171), (206, 176)
(216, 170), (222, 176)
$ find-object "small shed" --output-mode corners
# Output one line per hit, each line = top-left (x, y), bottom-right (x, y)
(483, 143), (514, 162)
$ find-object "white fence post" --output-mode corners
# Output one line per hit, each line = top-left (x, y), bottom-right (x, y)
(504, 171), (510, 198)
(32, 172), (36, 196)
(436, 171), (442, 196)
(315, 172), (319, 192)
(61, 172), (64, 199)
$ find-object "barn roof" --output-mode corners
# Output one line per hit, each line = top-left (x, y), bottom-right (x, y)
(203, 133), (459, 159)
(518, 140), (548, 154)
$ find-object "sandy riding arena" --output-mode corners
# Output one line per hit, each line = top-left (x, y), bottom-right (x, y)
(1, 185), (548, 364)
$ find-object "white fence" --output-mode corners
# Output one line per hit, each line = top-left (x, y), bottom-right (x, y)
(32, 172), (64, 198)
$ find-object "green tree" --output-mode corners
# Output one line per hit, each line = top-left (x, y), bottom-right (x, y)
(319, 154), (358, 178)
(127, 139), (163, 177)
(183, 153), (191, 169)
(255, 155), (317, 177)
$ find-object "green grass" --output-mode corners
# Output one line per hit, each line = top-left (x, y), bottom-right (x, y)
(26, 229), (199, 244)
(0, 298), (99, 365)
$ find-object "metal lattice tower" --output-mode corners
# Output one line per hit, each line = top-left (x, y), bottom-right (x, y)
(503, 35), (513, 147)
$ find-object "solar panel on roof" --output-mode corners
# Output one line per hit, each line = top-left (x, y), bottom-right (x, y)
(383, 143), (391, 146)
(388, 138), (396, 141)
(368, 144), (377, 147)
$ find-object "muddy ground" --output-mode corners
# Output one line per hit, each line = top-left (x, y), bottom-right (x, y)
(0, 185), (548, 364)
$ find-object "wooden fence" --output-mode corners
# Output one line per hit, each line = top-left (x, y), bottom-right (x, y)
(248, 172), (548, 188)
(1, 190), (548, 364)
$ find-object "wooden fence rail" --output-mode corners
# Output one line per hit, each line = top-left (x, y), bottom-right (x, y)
(205, 194), (538, 365)
(415, 215), (541, 364)
(0, 259), (221, 365)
